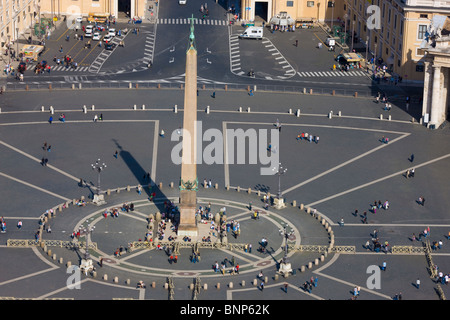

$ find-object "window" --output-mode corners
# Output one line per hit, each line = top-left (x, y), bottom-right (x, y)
(420, 14), (428, 19)
(417, 24), (427, 39)
(394, 15), (397, 28)
(416, 64), (424, 72)
(385, 48), (389, 55)
(397, 59), (401, 67)
(287, 1), (293, 6)
(307, 1), (314, 7)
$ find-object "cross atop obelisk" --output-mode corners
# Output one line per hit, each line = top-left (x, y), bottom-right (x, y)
(177, 15), (199, 237)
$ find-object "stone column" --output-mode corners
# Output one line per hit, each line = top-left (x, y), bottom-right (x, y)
(421, 61), (433, 121)
(429, 65), (442, 128)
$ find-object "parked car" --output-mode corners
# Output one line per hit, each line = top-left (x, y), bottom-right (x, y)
(105, 43), (116, 50)
(92, 32), (101, 41)
(85, 25), (94, 37)
(108, 28), (116, 37)
(103, 34), (114, 43)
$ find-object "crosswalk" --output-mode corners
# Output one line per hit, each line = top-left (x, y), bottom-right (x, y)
(297, 70), (368, 77)
(89, 32), (127, 73)
(157, 18), (227, 26)
(28, 65), (89, 72)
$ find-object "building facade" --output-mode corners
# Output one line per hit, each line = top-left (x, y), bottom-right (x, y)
(420, 16), (450, 128)
(345, 0), (450, 82)
(38, 0), (147, 21)
(240, 0), (345, 26)
(1, 0), (40, 49)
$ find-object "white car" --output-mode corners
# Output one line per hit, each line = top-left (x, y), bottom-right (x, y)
(108, 28), (116, 37)
(76, 17), (83, 24)
(179, 0), (186, 4)
(103, 34), (114, 43)
(92, 32), (101, 41)
(85, 25), (94, 37)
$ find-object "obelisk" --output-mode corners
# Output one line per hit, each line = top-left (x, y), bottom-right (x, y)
(178, 15), (199, 237)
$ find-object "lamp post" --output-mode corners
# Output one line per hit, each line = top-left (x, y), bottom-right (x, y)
(330, 1), (335, 31)
(80, 223), (95, 260)
(91, 159), (107, 205)
(279, 223), (294, 264)
(278, 222), (294, 276)
(273, 163), (287, 209)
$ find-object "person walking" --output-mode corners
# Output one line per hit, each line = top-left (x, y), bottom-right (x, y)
(284, 283), (288, 293)
(260, 281), (264, 291)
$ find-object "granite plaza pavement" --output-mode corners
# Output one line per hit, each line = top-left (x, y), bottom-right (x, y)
(0, 86), (450, 302)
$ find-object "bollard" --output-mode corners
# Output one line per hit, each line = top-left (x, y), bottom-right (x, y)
(204, 283), (208, 290)
(308, 262), (313, 269)
(301, 265), (306, 272)
(133, 104), (137, 110)
(126, 185), (130, 192)
(332, 90), (335, 95)
(354, 92), (358, 98)
(237, 186), (240, 192)
(117, 188), (120, 194)
(48, 249), (52, 256)
(157, 83), (160, 89)
(274, 274), (279, 281)
(52, 254), (57, 260)
(321, 255), (325, 262)
(300, 203), (304, 210)
(292, 200), (297, 207)
(142, 104), (145, 110)
(307, 207), (311, 214)
(264, 276), (268, 283)
(104, 274), (108, 281)
(229, 282), (233, 289)
(315, 258), (319, 265)
(247, 107), (251, 113)
(328, 112), (332, 119)
(92, 271), (97, 278)
(338, 111), (342, 117)
(206, 105), (210, 114)
(50, 106), (54, 114)
(296, 109), (301, 117)
(114, 276), (119, 283)
(91, 105), (95, 111)
(215, 183), (218, 189)
(152, 281), (156, 288)
(174, 105), (177, 113)
(225, 84), (228, 91)
(129, 83), (132, 89)
(107, 189), (111, 196)
(136, 83), (139, 89)
(289, 108), (292, 114)
(41, 106), (45, 112)
(164, 283), (168, 289)
(388, 115), (391, 121)
(253, 279), (258, 286)
(380, 114), (383, 120)
(59, 257), (63, 264)
(67, 261), (72, 268)
(72, 84), (75, 90)
(239, 107), (242, 112)
(226, 185), (230, 191)
(309, 88), (313, 94)
(190, 283), (194, 290)
(241, 281), (245, 287)
(303, 88), (306, 94)
(217, 283), (220, 290)
(49, 84), (52, 90)
(248, 188), (251, 194)
(79, 83), (82, 89)
(170, 182), (174, 188)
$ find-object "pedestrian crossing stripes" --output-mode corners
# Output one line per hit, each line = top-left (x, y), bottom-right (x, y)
(28, 65), (90, 72)
(157, 18), (227, 26)
(297, 70), (368, 77)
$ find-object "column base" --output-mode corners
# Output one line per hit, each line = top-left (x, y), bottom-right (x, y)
(177, 225), (198, 237)
(92, 194), (106, 206)
(273, 197), (286, 210)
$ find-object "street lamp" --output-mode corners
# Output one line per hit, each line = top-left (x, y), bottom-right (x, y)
(278, 222), (294, 276)
(273, 163), (287, 209)
(343, 14), (348, 45)
(80, 223), (95, 260)
(279, 223), (294, 264)
(91, 159), (107, 205)
(330, 1), (335, 31)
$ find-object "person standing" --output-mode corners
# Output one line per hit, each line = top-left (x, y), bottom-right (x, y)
(260, 281), (264, 291)
(284, 283), (288, 293)
(416, 278), (420, 289)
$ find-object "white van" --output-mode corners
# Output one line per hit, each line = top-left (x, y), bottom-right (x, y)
(239, 26), (263, 39)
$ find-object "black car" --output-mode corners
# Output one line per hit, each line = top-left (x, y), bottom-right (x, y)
(105, 43), (116, 50)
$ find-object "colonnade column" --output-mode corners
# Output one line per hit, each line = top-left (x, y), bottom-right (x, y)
(429, 65), (442, 128)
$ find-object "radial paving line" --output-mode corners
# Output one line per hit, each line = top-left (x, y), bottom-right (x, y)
(222, 121), (411, 194)
(0, 139), (81, 184)
(0, 172), (71, 201)
(306, 152), (450, 207)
